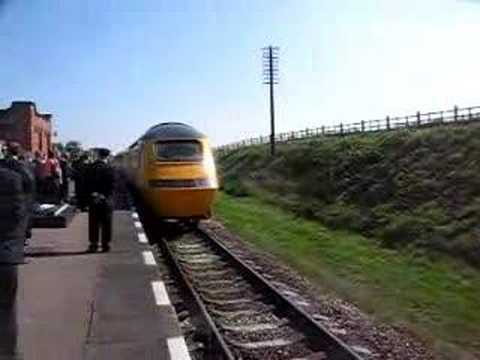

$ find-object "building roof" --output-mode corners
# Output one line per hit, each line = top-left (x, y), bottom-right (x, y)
(0, 101), (52, 123)
(140, 122), (205, 141)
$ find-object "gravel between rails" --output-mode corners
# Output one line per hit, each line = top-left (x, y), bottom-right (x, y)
(168, 232), (320, 360)
(200, 220), (435, 360)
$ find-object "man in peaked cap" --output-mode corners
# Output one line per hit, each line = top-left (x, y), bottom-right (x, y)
(85, 148), (115, 252)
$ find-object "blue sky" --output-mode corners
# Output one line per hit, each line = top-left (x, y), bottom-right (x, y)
(1, 0), (479, 150)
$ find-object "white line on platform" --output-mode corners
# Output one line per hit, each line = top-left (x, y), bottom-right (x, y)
(134, 221), (143, 229)
(137, 233), (148, 244)
(54, 204), (69, 216)
(142, 251), (157, 266)
(167, 336), (191, 360)
(151, 281), (170, 306)
(131, 212), (139, 219)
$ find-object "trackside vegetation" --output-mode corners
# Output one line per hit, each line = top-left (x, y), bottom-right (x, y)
(215, 194), (480, 358)
(214, 124), (480, 358)
(217, 124), (480, 266)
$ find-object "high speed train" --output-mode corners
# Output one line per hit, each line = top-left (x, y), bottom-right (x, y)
(118, 123), (218, 221)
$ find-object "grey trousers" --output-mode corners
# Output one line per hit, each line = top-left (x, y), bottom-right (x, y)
(0, 266), (19, 359)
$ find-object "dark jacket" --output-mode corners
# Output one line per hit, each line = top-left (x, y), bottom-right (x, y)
(2, 158), (35, 197)
(0, 165), (27, 264)
(86, 160), (115, 198)
(2, 158), (36, 220)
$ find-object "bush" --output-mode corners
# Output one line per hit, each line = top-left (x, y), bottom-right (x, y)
(317, 203), (370, 232)
(223, 178), (249, 197)
(380, 214), (437, 248)
(446, 233), (480, 266)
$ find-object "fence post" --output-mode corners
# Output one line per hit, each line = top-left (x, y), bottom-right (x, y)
(340, 123), (344, 135)
(321, 126), (325, 135)
(416, 111), (421, 126)
(468, 108), (472, 121)
(440, 111), (444, 122)
(454, 105), (458, 122)
(360, 120), (364, 132)
(386, 116), (391, 130)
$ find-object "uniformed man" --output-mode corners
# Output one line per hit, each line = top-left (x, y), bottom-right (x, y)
(85, 148), (115, 252)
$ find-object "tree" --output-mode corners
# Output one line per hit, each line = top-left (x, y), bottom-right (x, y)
(54, 142), (65, 153)
(65, 141), (82, 155)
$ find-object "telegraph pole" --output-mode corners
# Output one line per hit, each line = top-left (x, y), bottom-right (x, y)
(263, 46), (279, 156)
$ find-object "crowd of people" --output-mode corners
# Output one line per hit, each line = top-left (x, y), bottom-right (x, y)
(0, 144), (72, 208)
(0, 143), (114, 255)
(31, 149), (70, 204)
(0, 143), (116, 357)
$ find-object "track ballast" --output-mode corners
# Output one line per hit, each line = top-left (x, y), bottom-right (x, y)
(151, 223), (363, 360)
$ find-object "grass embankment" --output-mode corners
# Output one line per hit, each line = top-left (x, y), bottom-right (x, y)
(215, 193), (480, 358)
(218, 124), (480, 266)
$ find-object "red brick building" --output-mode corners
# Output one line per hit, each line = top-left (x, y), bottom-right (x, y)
(0, 101), (53, 156)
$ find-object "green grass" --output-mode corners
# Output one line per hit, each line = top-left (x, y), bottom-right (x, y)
(215, 193), (480, 358)
(217, 124), (480, 266)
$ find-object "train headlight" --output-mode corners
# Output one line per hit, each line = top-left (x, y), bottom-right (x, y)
(148, 178), (213, 188)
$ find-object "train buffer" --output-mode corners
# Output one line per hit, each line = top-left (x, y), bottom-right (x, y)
(10, 210), (188, 360)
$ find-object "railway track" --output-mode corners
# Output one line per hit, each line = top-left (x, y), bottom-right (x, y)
(151, 224), (363, 360)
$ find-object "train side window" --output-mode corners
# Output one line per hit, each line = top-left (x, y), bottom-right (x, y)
(155, 140), (203, 162)
(128, 141), (142, 169)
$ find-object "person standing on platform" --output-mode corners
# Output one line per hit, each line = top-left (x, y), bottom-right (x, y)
(0, 148), (29, 358)
(44, 150), (62, 203)
(85, 149), (115, 253)
(72, 153), (89, 211)
(59, 153), (71, 202)
(4, 143), (36, 245)
(33, 151), (47, 201)
(0, 147), (27, 263)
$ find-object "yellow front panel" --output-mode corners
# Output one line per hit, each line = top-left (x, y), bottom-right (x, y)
(148, 163), (207, 179)
(130, 137), (219, 219)
(142, 188), (216, 218)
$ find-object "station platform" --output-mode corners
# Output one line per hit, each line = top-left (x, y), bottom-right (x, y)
(9, 211), (188, 360)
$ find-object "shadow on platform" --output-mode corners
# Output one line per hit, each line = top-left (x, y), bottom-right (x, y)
(26, 250), (101, 258)
(24, 250), (129, 258)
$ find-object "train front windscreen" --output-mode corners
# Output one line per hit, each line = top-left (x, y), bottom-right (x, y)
(155, 141), (203, 162)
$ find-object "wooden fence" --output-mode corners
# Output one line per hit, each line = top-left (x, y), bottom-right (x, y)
(217, 105), (480, 153)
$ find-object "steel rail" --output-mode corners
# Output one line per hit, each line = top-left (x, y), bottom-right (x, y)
(196, 227), (363, 360)
(155, 233), (236, 360)
(135, 198), (235, 360)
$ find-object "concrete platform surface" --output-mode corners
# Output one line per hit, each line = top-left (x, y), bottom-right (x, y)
(3, 211), (186, 360)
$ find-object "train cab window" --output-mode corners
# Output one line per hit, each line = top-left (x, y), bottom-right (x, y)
(156, 140), (203, 161)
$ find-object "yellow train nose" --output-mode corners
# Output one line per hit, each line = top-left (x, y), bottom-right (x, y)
(142, 187), (216, 219)
(119, 123), (218, 220)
